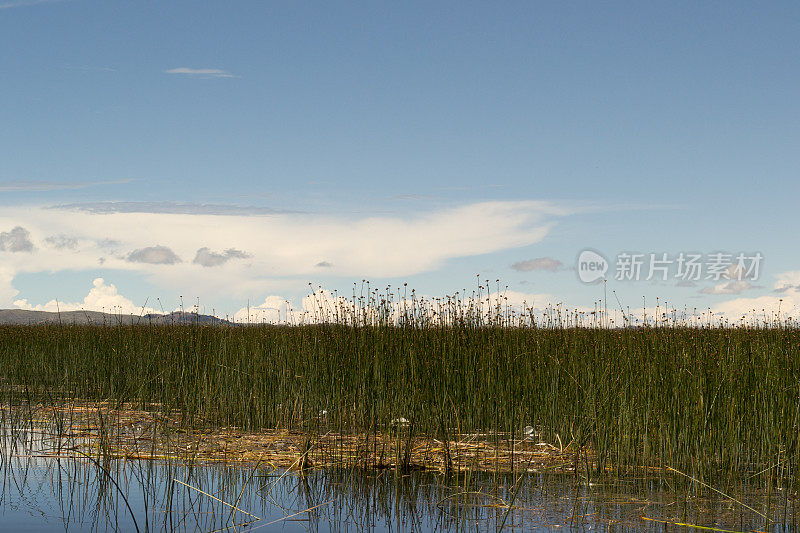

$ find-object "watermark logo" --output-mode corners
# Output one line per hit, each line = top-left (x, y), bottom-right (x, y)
(576, 250), (763, 284)
(577, 249), (609, 284)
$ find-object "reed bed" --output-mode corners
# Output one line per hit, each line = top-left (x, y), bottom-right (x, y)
(1, 287), (799, 486)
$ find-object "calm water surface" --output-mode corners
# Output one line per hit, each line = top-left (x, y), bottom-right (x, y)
(2, 427), (797, 532)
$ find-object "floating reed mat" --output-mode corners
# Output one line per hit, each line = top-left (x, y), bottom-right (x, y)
(2, 402), (578, 473)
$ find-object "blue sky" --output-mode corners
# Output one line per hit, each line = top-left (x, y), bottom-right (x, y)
(1, 0), (798, 322)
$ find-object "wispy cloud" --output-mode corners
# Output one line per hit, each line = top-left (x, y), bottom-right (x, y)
(0, 178), (133, 192)
(64, 64), (117, 73)
(52, 201), (294, 216)
(0, 0), (64, 9)
(511, 257), (565, 272)
(164, 67), (235, 78)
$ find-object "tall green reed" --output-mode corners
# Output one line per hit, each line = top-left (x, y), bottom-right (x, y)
(1, 286), (798, 484)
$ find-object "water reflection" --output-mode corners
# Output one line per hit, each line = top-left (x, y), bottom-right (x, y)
(2, 426), (797, 532)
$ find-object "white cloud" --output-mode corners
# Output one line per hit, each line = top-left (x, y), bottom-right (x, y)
(164, 67), (234, 78)
(4, 198), (794, 325)
(14, 278), (156, 315)
(0, 200), (575, 317)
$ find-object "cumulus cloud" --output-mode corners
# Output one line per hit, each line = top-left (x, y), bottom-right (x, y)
(234, 288), (572, 326)
(0, 267), (19, 307)
(127, 245), (181, 265)
(44, 234), (78, 250)
(14, 278), (156, 315)
(315, 261), (333, 268)
(233, 295), (294, 323)
(164, 67), (234, 78)
(700, 280), (754, 295)
(0, 226), (34, 252)
(193, 247), (251, 267)
(712, 270), (800, 320)
(511, 257), (564, 272)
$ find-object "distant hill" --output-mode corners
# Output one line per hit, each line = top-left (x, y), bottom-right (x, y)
(0, 309), (234, 326)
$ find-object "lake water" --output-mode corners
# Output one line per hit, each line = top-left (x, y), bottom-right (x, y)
(2, 427), (797, 532)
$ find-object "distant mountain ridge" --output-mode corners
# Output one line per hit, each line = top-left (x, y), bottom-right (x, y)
(0, 309), (234, 326)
